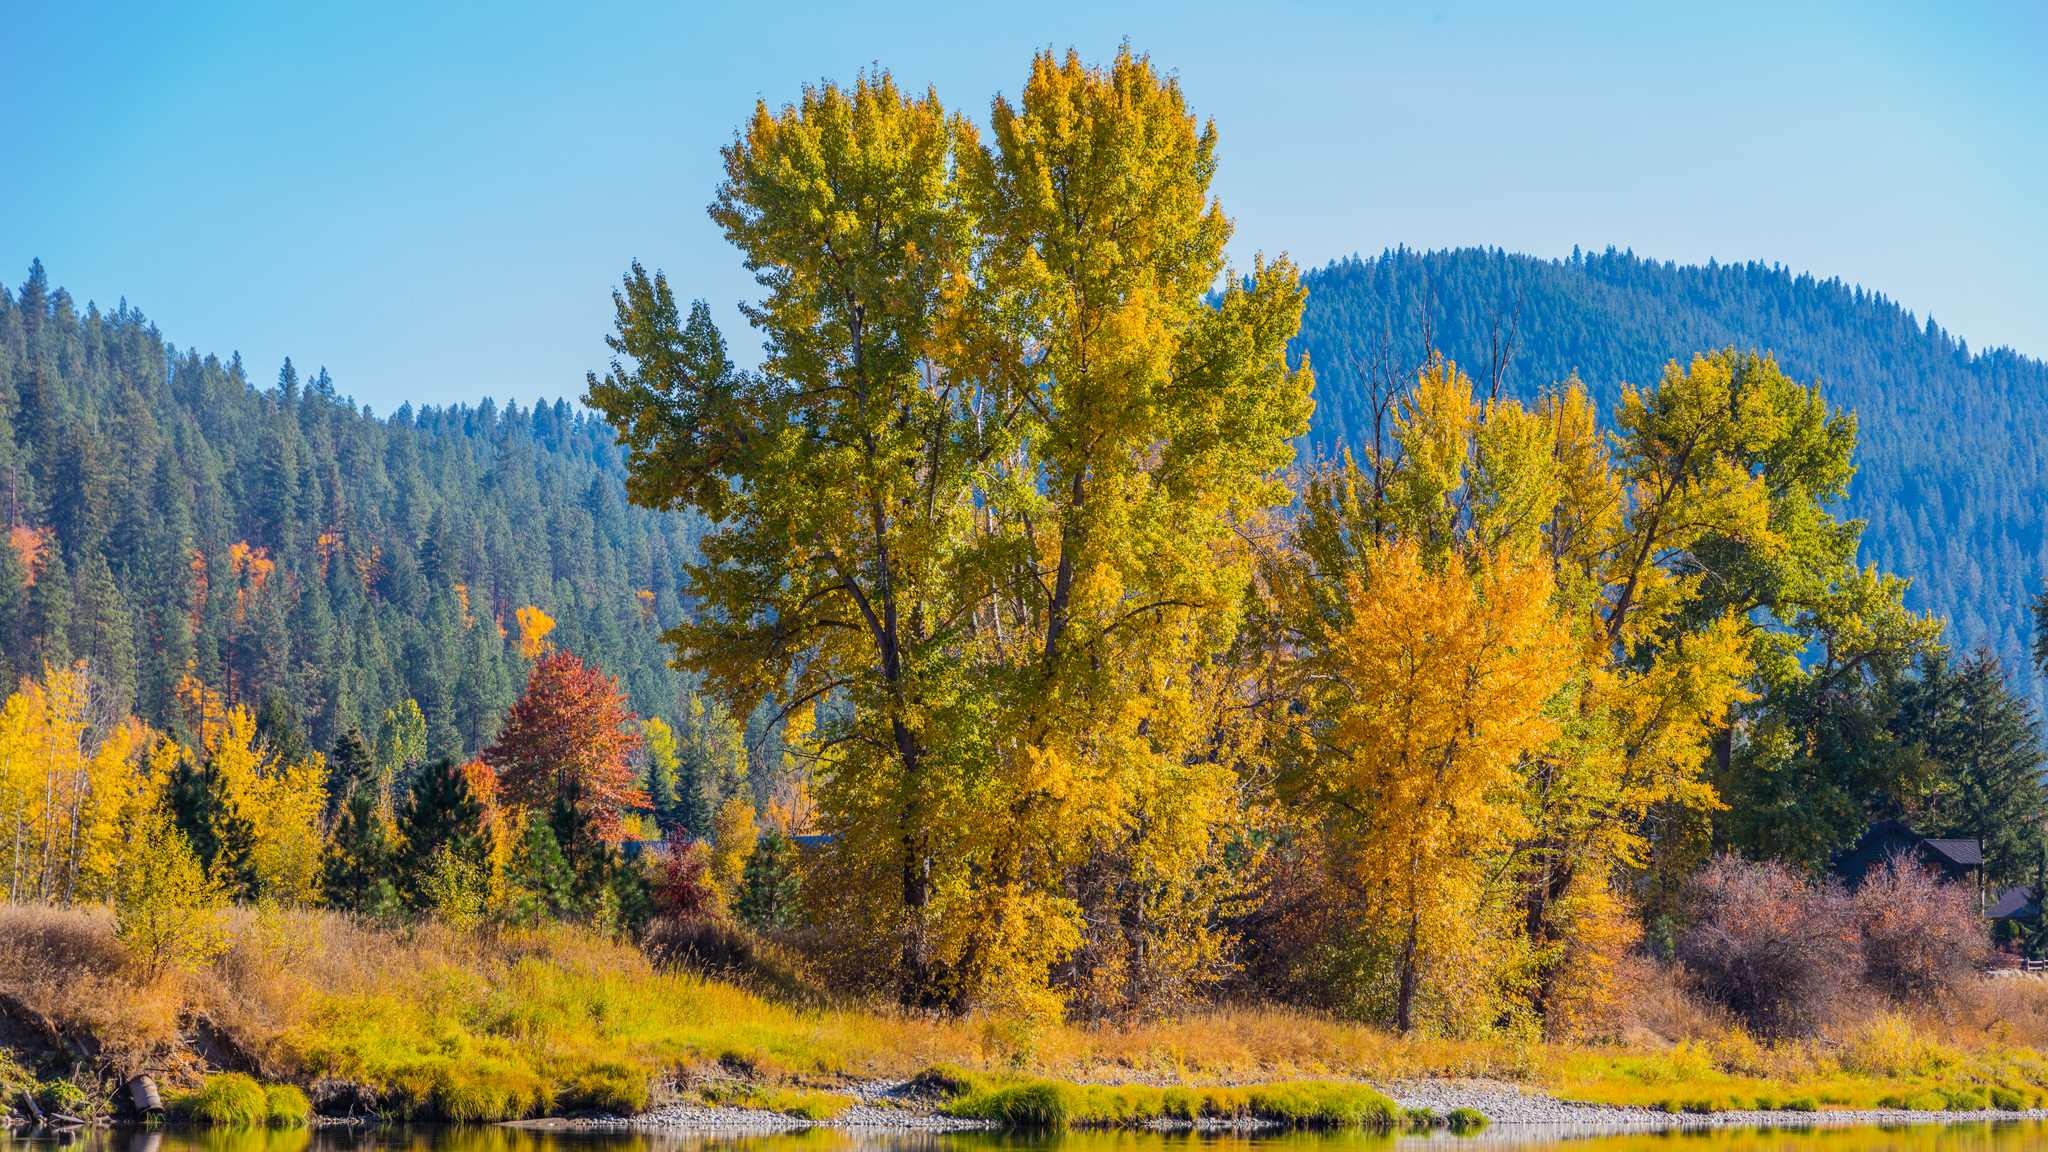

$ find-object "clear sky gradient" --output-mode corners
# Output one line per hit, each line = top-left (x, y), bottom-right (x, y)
(4, 1), (2043, 416)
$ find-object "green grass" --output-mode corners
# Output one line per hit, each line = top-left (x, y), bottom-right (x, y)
(263, 1084), (311, 1126)
(1446, 1107), (1488, 1130)
(1543, 1035), (2048, 1115)
(187, 1075), (269, 1125)
(286, 930), (923, 1121)
(758, 1089), (857, 1120)
(922, 1064), (1398, 1129)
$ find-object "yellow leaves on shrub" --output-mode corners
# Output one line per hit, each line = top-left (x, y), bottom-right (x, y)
(113, 808), (228, 978)
(1841, 1012), (1957, 1078)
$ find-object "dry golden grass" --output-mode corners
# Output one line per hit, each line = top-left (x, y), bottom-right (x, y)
(15, 898), (2048, 1119)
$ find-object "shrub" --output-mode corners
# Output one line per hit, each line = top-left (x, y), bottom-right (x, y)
(38, 1080), (87, 1113)
(1840, 1012), (1940, 1077)
(1676, 854), (1860, 1037)
(191, 1074), (268, 1124)
(653, 843), (717, 921)
(1447, 1107), (1488, 1130)
(264, 1084), (311, 1126)
(932, 1069), (1395, 1129)
(564, 1062), (650, 1114)
(1942, 1087), (1988, 1112)
(1855, 853), (1992, 1001)
(1247, 1081), (1398, 1125)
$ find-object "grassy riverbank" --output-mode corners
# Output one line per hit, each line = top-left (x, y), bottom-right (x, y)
(8, 903), (2048, 1125)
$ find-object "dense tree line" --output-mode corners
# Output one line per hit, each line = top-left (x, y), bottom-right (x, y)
(0, 260), (712, 775)
(1290, 247), (2048, 712)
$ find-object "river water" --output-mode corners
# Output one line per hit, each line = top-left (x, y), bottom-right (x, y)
(10, 1125), (2048, 1152)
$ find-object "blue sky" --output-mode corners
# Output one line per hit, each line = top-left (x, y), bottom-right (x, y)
(4, 1), (2043, 416)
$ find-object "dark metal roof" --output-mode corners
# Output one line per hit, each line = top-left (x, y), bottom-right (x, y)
(1924, 838), (1984, 867)
(1832, 819), (1982, 879)
(1989, 885), (2038, 919)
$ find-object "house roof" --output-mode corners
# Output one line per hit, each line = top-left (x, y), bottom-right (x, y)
(1832, 819), (1983, 878)
(1989, 885), (2038, 919)
(1924, 838), (1984, 867)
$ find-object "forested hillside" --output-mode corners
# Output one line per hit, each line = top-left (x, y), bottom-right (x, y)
(1292, 247), (2048, 706)
(0, 259), (707, 765)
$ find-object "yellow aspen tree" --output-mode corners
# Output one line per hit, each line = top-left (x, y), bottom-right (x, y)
(1280, 540), (1573, 1033)
(204, 706), (328, 906)
(708, 793), (757, 915)
(113, 806), (229, 978)
(0, 663), (150, 904)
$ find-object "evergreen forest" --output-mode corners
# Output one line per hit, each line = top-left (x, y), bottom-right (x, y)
(0, 259), (711, 772)
(1291, 246), (2048, 709)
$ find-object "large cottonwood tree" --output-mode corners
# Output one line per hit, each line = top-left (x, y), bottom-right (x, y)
(587, 49), (1312, 1013)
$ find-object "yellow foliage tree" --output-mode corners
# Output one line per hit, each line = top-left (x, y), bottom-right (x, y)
(1280, 541), (1574, 1033)
(515, 605), (555, 660)
(708, 792), (757, 914)
(179, 689), (327, 906)
(589, 48), (1310, 1019)
(112, 806), (229, 978)
(0, 662), (151, 904)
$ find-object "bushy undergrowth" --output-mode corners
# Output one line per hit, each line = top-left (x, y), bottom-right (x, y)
(11, 900), (2048, 1125)
(1677, 854), (1992, 1039)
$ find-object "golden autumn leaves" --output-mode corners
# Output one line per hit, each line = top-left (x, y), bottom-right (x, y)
(589, 43), (1921, 1038)
(1289, 546), (1573, 1033)
(590, 46), (1313, 1023)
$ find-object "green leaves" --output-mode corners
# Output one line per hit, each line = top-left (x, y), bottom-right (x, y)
(587, 49), (1312, 1013)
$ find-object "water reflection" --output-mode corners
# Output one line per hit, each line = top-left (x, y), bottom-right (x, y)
(5, 1124), (2048, 1152)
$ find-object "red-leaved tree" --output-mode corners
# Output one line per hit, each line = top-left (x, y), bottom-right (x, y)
(483, 650), (648, 841)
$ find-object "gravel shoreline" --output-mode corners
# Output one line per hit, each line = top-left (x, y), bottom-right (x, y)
(558, 1077), (2048, 1135)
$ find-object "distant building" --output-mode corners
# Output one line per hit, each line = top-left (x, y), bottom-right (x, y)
(1829, 819), (1984, 907)
(1988, 885), (2038, 923)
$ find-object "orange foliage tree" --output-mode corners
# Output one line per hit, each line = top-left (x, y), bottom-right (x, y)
(482, 651), (647, 841)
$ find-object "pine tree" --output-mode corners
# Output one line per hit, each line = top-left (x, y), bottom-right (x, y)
(326, 728), (374, 822)
(0, 538), (24, 684)
(257, 402), (298, 554)
(393, 757), (486, 912)
(735, 829), (799, 929)
(69, 551), (137, 712)
(255, 692), (309, 767)
(321, 787), (398, 916)
(26, 547), (70, 671)
(546, 780), (616, 913)
(510, 807), (579, 919)
(1899, 648), (2048, 888)
(50, 425), (110, 559)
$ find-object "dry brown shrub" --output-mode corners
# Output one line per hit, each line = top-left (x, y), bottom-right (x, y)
(0, 902), (187, 1075)
(1676, 854), (1862, 1038)
(1595, 952), (1730, 1045)
(1854, 853), (1992, 1002)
